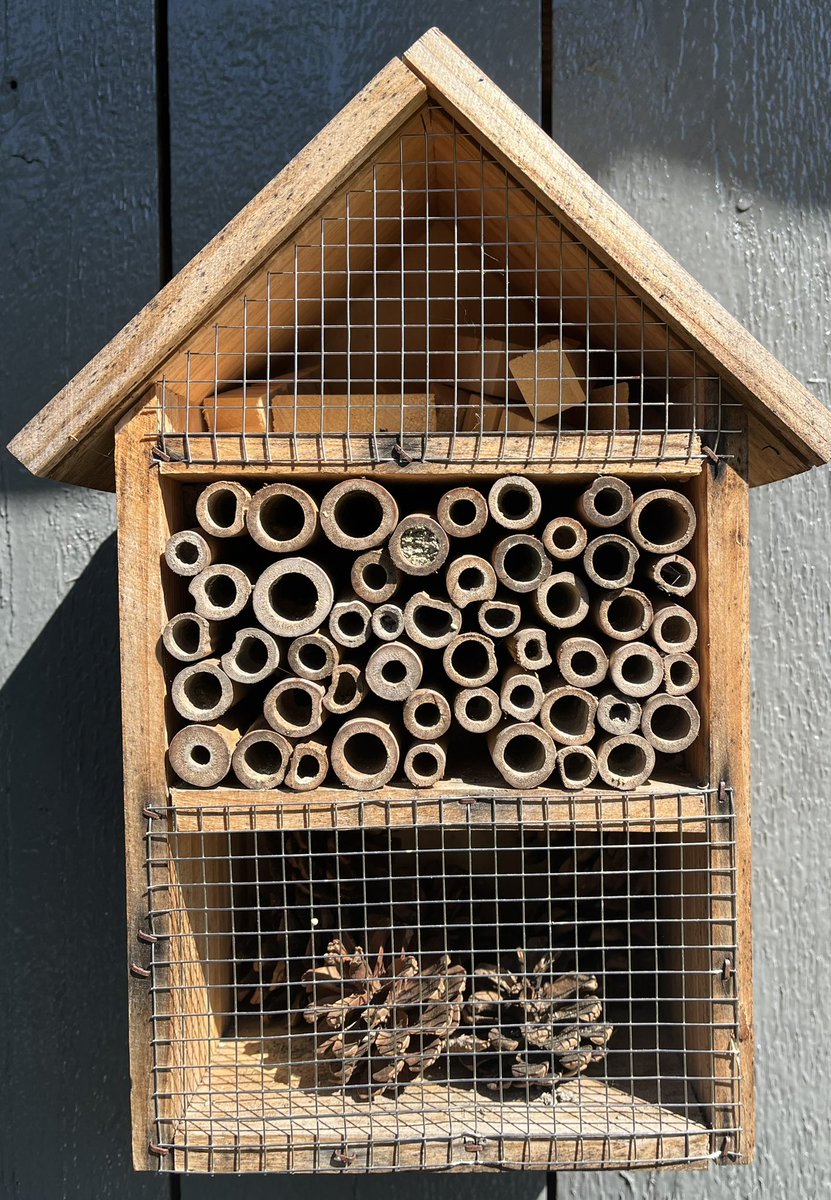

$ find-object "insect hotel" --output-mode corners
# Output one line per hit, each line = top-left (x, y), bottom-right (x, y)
(10, 28), (831, 1177)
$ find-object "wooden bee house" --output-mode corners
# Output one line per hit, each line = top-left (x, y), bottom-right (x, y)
(10, 28), (831, 1178)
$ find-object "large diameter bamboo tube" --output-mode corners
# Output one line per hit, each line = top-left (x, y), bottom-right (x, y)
(195, 480), (250, 537)
(478, 600), (522, 638)
(162, 612), (216, 663)
(641, 694), (701, 753)
(188, 564), (252, 621)
(403, 592), (462, 649)
(608, 641), (664, 698)
(168, 721), (240, 787)
(557, 744), (599, 790)
(647, 554), (696, 598)
(330, 711), (400, 790)
(593, 588), (654, 642)
(534, 571), (590, 629)
(446, 555), (497, 609)
(371, 603), (405, 642)
(231, 722), (292, 790)
(403, 739), (448, 789)
(500, 665), (544, 721)
(388, 514), (450, 576)
(319, 479), (399, 550)
(492, 534), (551, 593)
(263, 677), (326, 738)
(488, 475), (542, 530)
(323, 663), (366, 715)
(628, 488), (696, 554)
(403, 688), (452, 739)
(596, 692), (643, 736)
(663, 652), (700, 697)
(286, 633), (339, 682)
(542, 516), (587, 561)
(164, 529), (217, 577)
(436, 487), (489, 538)
(246, 482), (318, 552)
(651, 603), (698, 654)
(539, 687), (598, 747)
(488, 722), (557, 789)
(577, 476), (634, 528)
(583, 533), (638, 589)
(350, 549), (401, 604)
(556, 637), (609, 689)
(443, 633), (498, 687)
(220, 627), (281, 685)
(366, 642), (423, 702)
(285, 740), (329, 791)
(453, 687), (502, 733)
(597, 734), (656, 790)
(507, 626), (552, 671)
(328, 596), (372, 649)
(171, 659), (241, 722)
(253, 557), (334, 637)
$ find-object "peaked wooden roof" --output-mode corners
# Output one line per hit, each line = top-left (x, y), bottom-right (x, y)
(9, 28), (831, 490)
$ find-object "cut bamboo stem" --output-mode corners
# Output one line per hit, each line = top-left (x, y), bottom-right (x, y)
(557, 744), (599, 790)
(323, 663), (366, 715)
(195, 480), (250, 537)
(162, 612), (216, 663)
(330, 711), (400, 790)
(286, 632), (339, 682)
(350, 548), (401, 603)
(328, 595), (372, 649)
(443, 633), (498, 687)
(577, 475), (634, 529)
(608, 641), (664, 698)
(628, 488), (696, 554)
(488, 475), (542, 530)
(164, 529), (216, 577)
(596, 734), (656, 790)
(556, 637), (609, 689)
(647, 553), (697, 598)
(171, 659), (241, 722)
(365, 641), (424, 702)
(453, 686), (502, 733)
(539, 686), (598, 746)
(651, 603), (698, 654)
(403, 739), (448, 788)
(246, 482), (318, 552)
(231, 721), (292, 790)
(403, 688), (452, 739)
(319, 479), (399, 550)
(436, 487), (489, 538)
(663, 652), (700, 697)
(188, 564), (251, 621)
(221, 626), (281, 684)
(168, 720), (241, 787)
(263, 677), (326, 739)
(253, 557), (334, 637)
(542, 516), (587, 561)
(507, 626), (552, 671)
(596, 692), (643, 736)
(402, 592), (462, 649)
(500, 665), (544, 721)
(492, 534), (551, 593)
(641, 694), (701, 753)
(489, 722), (557, 789)
(593, 588), (654, 642)
(477, 599), (522, 638)
(284, 740), (329, 791)
(388, 514), (450, 576)
(445, 555), (497, 609)
(371, 603), (405, 642)
(583, 533), (639, 589)
(534, 571), (590, 629)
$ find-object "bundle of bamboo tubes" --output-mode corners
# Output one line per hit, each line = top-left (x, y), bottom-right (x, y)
(162, 474), (699, 792)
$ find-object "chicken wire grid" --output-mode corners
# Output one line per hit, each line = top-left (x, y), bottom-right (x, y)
(141, 785), (742, 1172)
(153, 102), (741, 470)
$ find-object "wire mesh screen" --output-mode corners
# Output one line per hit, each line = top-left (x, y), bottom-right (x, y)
(144, 791), (742, 1172)
(154, 103), (739, 468)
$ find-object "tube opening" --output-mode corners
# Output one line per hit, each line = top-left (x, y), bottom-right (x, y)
(414, 604), (452, 637)
(594, 487), (623, 517)
(190, 744), (211, 766)
(412, 750), (438, 777)
(379, 610), (401, 634)
(652, 705), (692, 740)
(610, 701), (631, 724)
(592, 543), (629, 582)
(571, 650), (598, 678)
(175, 539), (199, 566)
(298, 643), (327, 672)
(259, 493), (305, 542)
(660, 560), (691, 590)
(549, 694), (591, 736)
(207, 489), (238, 529)
(503, 542), (543, 583)
(466, 695), (492, 723)
(504, 734), (546, 773)
(269, 573), (317, 620)
(183, 673), (222, 710)
(544, 581), (581, 619)
(621, 654), (654, 686)
(331, 672), (357, 706)
(343, 731), (387, 776)
(333, 492), (383, 539)
(451, 640), (489, 679)
(524, 638), (543, 662)
(236, 636), (268, 675)
(639, 497), (689, 545)
(498, 486), (533, 520)
(244, 740), (285, 778)
(552, 525), (577, 550)
(361, 562), (388, 592)
(335, 610), (365, 639)
(510, 684), (536, 710)
(607, 594), (644, 633)
(458, 566), (485, 592)
(661, 615), (691, 645)
(607, 742), (647, 778)
(381, 659), (407, 685)
(670, 660), (693, 688)
(204, 574), (238, 609)
(563, 750), (593, 783)
(275, 688), (313, 727)
(485, 606), (515, 631)
(172, 618), (200, 656)
(415, 701), (440, 729)
(449, 498), (476, 527)
(297, 753), (321, 782)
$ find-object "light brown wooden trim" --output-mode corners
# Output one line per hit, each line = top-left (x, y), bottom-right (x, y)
(403, 28), (831, 475)
(9, 58), (426, 487)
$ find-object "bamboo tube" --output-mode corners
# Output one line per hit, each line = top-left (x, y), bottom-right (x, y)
(500, 665), (544, 721)
(492, 534), (551, 593)
(477, 599), (522, 638)
(164, 529), (216, 577)
(350, 548), (401, 604)
(403, 688), (452, 739)
(171, 659), (241, 722)
(453, 686), (502, 733)
(507, 626), (552, 671)
(168, 720), (240, 788)
(286, 633), (339, 682)
(371, 603), (405, 642)
(253, 557), (334, 638)
(539, 686), (598, 747)
(330, 710), (400, 790)
(534, 571), (590, 629)
(436, 486), (489, 538)
(596, 692), (643, 736)
(246, 482), (318, 553)
(366, 642), (423, 702)
(593, 588), (654, 642)
(195, 480), (250, 537)
(403, 738), (448, 789)
(488, 475), (542, 530)
(647, 554), (697, 598)
(284, 740), (329, 791)
(443, 633), (498, 687)
(328, 595), (372, 649)
(221, 626), (281, 684)
(319, 479), (398, 550)
(608, 641), (663, 698)
(388, 514), (450, 576)
(542, 516), (587, 561)
(596, 734), (656, 790)
(162, 612), (216, 663)
(651, 603), (698, 654)
(583, 533), (638, 589)
(231, 721), (292, 790)
(663, 652), (700, 697)
(488, 722), (557, 789)
(323, 663), (366, 715)
(557, 744), (599, 790)
(628, 488), (696, 554)
(403, 592), (462, 649)
(641, 694), (701, 753)
(556, 637), (609, 689)
(263, 677), (326, 739)
(577, 476), (634, 529)
(188, 564), (251, 621)
(445, 555), (497, 609)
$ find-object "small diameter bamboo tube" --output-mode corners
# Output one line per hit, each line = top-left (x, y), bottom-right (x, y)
(388, 514), (450, 576)
(350, 549), (400, 604)
(366, 642), (423, 702)
(168, 721), (240, 788)
(651, 603), (698, 654)
(500, 665), (544, 721)
(221, 626), (281, 684)
(641, 693), (701, 754)
(577, 476), (634, 529)
(608, 641), (663, 698)
(319, 479), (399, 550)
(489, 722), (557, 789)
(540, 687), (598, 746)
(189, 564), (251, 621)
(596, 693), (642, 736)
(488, 475), (542, 530)
(253, 557), (334, 638)
(330, 710), (400, 790)
(231, 722), (292, 790)
(534, 571), (589, 630)
(437, 487), (488, 538)
(446, 555), (497, 609)
(403, 688), (452, 739)
(328, 596), (372, 649)
(556, 637), (609, 689)
(507, 626), (552, 671)
(286, 633), (339, 682)
(162, 612), (216, 662)
(454, 687), (502, 733)
(263, 677), (326, 739)
(403, 739), (448, 789)
(443, 633), (498, 687)
(647, 554), (696, 598)
(628, 488), (696, 554)
(593, 588), (654, 643)
(583, 533), (638, 589)
(542, 516), (587, 561)
(492, 534), (551, 593)
(323, 663), (366, 715)
(478, 599), (522, 638)
(557, 744), (599, 790)
(284, 740), (329, 791)
(246, 482), (318, 552)
(403, 592), (462, 649)
(663, 652), (700, 697)
(597, 734), (656, 790)
(164, 529), (216, 577)
(195, 480), (250, 537)
(371, 603), (405, 642)
(171, 659), (240, 722)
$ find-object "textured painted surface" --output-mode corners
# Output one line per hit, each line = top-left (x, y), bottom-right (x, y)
(551, 2), (831, 1195)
